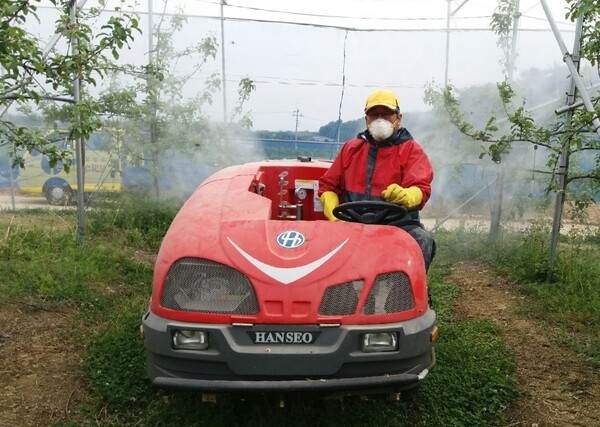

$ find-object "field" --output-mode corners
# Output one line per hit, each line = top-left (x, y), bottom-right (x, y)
(0, 198), (599, 426)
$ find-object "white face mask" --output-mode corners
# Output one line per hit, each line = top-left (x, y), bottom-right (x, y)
(368, 118), (394, 141)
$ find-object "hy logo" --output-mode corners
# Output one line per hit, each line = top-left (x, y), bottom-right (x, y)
(276, 231), (305, 249)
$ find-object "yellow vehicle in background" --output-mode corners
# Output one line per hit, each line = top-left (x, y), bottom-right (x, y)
(17, 131), (122, 205)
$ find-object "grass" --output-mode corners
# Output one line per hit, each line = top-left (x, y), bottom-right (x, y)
(4, 200), (599, 426)
(75, 260), (518, 427)
(434, 220), (600, 368)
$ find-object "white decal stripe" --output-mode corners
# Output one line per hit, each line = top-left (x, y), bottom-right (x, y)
(227, 237), (349, 285)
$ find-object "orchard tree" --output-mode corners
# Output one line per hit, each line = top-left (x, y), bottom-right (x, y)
(0, 1), (140, 170)
(99, 9), (255, 197)
(425, 0), (600, 257)
(31, 6), (255, 198)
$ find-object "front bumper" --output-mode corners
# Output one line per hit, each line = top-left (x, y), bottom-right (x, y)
(142, 309), (436, 395)
(152, 353), (435, 394)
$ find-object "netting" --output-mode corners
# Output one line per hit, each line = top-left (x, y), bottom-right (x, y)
(2, 0), (599, 227)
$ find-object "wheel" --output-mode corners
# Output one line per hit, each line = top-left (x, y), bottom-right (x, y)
(332, 201), (409, 225)
(45, 183), (73, 205)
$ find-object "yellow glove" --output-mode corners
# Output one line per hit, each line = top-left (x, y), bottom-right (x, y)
(320, 191), (340, 221)
(382, 184), (423, 209)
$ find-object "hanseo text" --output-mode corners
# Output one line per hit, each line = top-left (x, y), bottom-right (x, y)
(249, 331), (318, 344)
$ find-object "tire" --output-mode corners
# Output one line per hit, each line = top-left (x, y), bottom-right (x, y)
(45, 183), (73, 205)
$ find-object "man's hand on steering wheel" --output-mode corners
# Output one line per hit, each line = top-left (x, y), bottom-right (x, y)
(381, 184), (423, 209)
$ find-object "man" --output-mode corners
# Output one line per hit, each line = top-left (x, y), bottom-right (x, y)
(318, 89), (436, 271)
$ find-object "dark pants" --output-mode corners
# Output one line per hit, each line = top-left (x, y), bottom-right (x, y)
(404, 225), (436, 307)
(403, 226), (436, 271)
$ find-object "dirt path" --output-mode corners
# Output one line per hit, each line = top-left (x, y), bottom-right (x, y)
(0, 303), (83, 427)
(1, 261), (599, 426)
(447, 262), (600, 427)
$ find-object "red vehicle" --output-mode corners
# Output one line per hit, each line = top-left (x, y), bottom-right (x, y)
(141, 158), (437, 400)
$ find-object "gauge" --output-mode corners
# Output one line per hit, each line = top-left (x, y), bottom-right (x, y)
(295, 188), (308, 200)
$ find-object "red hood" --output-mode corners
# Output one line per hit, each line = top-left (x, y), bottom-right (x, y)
(151, 160), (428, 324)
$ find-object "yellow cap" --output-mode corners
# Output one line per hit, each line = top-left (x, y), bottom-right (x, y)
(364, 89), (401, 113)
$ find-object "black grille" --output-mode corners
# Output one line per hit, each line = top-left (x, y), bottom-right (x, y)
(160, 258), (259, 314)
(362, 272), (414, 315)
(318, 280), (364, 316)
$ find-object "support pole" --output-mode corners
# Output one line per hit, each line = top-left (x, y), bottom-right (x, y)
(508, 0), (521, 82)
(220, 0), (228, 124)
(444, 0), (451, 86)
(148, 0), (154, 64)
(548, 13), (584, 266)
(148, 0), (160, 198)
(489, 0), (521, 241)
(293, 108), (302, 151)
(540, 0), (600, 137)
(444, 0), (470, 86)
(70, 1), (86, 245)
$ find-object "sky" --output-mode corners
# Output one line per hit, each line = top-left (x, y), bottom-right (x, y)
(32, 0), (579, 132)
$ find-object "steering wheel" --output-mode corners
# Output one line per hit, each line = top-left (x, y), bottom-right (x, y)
(332, 201), (409, 225)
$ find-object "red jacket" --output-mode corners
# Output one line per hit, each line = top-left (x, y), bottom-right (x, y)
(318, 128), (433, 211)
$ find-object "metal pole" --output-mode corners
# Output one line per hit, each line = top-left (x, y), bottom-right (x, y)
(70, 1), (85, 245)
(444, 0), (451, 86)
(444, 0), (470, 86)
(489, 0), (521, 240)
(8, 162), (15, 210)
(0, 64), (16, 210)
(508, 0), (521, 82)
(540, 0), (600, 137)
(220, 0), (228, 124)
(548, 14), (584, 266)
(293, 108), (302, 152)
(148, 0), (154, 64)
(148, 0), (160, 198)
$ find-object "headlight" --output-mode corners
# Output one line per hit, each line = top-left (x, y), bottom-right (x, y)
(362, 332), (398, 352)
(161, 258), (259, 315)
(172, 330), (209, 350)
